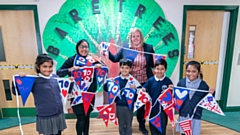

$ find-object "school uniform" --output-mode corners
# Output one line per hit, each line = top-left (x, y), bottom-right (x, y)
(12, 74), (66, 135)
(175, 78), (209, 135)
(143, 75), (173, 135)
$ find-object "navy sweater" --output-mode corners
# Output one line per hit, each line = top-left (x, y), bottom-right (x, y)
(143, 76), (173, 111)
(177, 78), (209, 119)
(12, 74), (63, 118)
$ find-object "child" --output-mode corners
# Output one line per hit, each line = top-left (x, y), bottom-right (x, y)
(12, 54), (67, 135)
(175, 60), (215, 135)
(142, 59), (173, 135)
(104, 58), (141, 135)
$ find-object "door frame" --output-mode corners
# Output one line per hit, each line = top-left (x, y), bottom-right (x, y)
(180, 5), (239, 112)
(0, 5), (42, 118)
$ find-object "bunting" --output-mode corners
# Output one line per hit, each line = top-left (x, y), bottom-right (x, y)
(106, 77), (120, 104)
(81, 91), (95, 116)
(197, 93), (225, 116)
(14, 75), (35, 106)
(96, 104), (118, 126)
(95, 67), (108, 92)
(134, 89), (152, 112)
(179, 119), (192, 135)
(144, 101), (152, 120)
(173, 87), (190, 112)
(149, 112), (162, 133)
(123, 49), (138, 62)
(100, 42), (110, 53)
(158, 88), (175, 129)
(57, 78), (71, 105)
(71, 83), (83, 106)
(123, 88), (136, 110)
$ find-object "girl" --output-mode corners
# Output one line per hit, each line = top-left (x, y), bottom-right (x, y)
(175, 60), (215, 135)
(12, 54), (67, 135)
(143, 59), (173, 135)
(57, 39), (102, 135)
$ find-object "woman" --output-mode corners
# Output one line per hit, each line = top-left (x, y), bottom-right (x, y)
(57, 39), (102, 135)
(108, 28), (155, 135)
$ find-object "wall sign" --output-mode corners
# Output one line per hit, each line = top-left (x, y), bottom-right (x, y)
(43, 0), (180, 77)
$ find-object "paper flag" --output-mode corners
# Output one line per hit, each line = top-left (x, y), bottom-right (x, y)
(97, 105), (109, 127)
(86, 55), (98, 66)
(71, 83), (83, 106)
(100, 42), (110, 53)
(80, 67), (94, 91)
(123, 49), (138, 62)
(197, 93), (225, 116)
(125, 75), (141, 89)
(134, 89), (152, 112)
(173, 87), (190, 112)
(96, 104), (118, 126)
(95, 67), (108, 92)
(74, 55), (87, 66)
(158, 88), (175, 129)
(179, 119), (192, 135)
(81, 91), (95, 116)
(57, 78), (71, 105)
(154, 54), (167, 63)
(14, 76), (35, 106)
(149, 112), (162, 133)
(71, 69), (82, 87)
(144, 101), (152, 120)
(107, 104), (118, 126)
(106, 78), (120, 104)
(123, 88), (136, 110)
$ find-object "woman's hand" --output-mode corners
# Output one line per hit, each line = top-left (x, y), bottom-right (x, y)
(18, 72), (27, 77)
(209, 88), (215, 94)
(68, 76), (74, 82)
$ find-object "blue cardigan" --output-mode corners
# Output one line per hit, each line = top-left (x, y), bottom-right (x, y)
(12, 74), (63, 118)
(109, 43), (155, 79)
(177, 78), (209, 119)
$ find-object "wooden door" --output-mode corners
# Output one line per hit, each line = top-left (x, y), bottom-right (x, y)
(0, 10), (38, 109)
(184, 10), (224, 88)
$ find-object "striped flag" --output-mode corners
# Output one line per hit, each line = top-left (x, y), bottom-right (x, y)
(179, 119), (192, 135)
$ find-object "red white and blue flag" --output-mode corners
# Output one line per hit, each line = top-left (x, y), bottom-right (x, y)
(134, 89), (152, 112)
(81, 91), (95, 116)
(149, 112), (162, 133)
(95, 67), (108, 92)
(173, 86), (190, 112)
(123, 88), (136, 110)
(14, 75), (35, 106)
(96, 104), (118, 126)
(197, 93), (225, 116)
(179, 119), (192, 135)
(106, 77), (120, 104)
(57, 78), (71, 105)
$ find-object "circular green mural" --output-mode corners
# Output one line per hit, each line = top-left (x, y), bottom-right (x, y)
(43, 0), (179, 77)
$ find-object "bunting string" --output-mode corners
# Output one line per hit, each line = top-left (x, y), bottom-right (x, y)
(174, 86), (209, 93)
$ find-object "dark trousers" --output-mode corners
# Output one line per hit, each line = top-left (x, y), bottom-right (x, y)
(137, 105), (146, 128)
(149, 110), (168, 135)
(50, 131), (61, 135)
(76, 114), (90, 135)
(116, 106), (133, 135)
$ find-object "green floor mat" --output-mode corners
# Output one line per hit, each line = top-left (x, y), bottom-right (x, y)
(202, 110), (240, 132)
(0, 117), (36, 130)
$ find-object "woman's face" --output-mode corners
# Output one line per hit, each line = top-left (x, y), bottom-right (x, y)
(186, 65), (199, 81)
(131, 31), (141, 47)
(78, 41), (89, 56)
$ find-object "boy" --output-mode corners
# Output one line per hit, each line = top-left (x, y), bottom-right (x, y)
(142, 59), (173, 135)
(104, 58), (141, 135)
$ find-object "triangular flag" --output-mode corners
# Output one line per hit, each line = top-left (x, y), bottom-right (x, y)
(173, 87), (190, 112)
(107, 104), (118, 126)
(71, 69), (82, 87)
(100, 42), (110, 53)
(57, 78), (71, 105)
(153, 54), (167, 65)
(149, 112), (162, 133)
(106, 78), (120, 104)
(123, 88), (136, 110)
(144, 101), (152, 120)
(81, 91), (95, 116)
(80, 67), (94, 91)
(95, 67), (108, 92)
(125, 75), (141, 89)
(179, 119), (192, 135)
(71, 83), (83, 106)
(158, 88), (175, 129)
(134, 89), (152, 112)
(123, 49), (138, 62)
(197, 93), (225, 116)
(74, 55), (87, 66)
(96, 105), (109, 127)
(14, 76), (35, 106)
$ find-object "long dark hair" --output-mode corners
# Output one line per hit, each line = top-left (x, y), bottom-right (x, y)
(186, 60), (203, 79)
(35, 54), (53, 73)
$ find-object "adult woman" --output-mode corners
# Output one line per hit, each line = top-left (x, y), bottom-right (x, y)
(57, 39), (102, 135)
(108, 28), (155, 135)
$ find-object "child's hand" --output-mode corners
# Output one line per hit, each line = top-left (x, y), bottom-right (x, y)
(18, 72), (27, 77)
(168, 84), (174, 90)
(68, 76), (74, 82)
(95, 64), (102, 68)
(130, 84), (136, 89)
(209, 88), (215, 94)
(142, 88), (146, 92)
